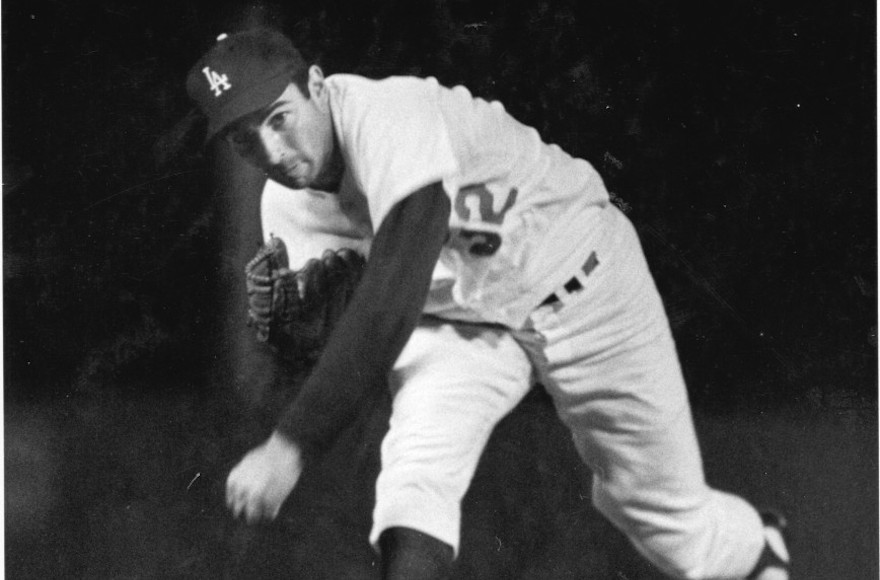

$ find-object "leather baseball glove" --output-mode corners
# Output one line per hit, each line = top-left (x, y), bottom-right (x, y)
(245, 236), (366, 359)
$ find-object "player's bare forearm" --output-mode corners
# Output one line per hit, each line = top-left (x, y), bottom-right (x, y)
(275, 182), (451, 459)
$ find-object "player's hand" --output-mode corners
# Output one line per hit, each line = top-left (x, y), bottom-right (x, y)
(226, 431), (304, 524)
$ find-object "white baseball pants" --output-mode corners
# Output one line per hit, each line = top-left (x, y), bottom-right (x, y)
(372, 205), (767, 579)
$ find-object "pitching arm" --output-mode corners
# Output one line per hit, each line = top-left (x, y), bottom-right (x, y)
(276, 182), (450, 454)
(225, 182), (450, 523)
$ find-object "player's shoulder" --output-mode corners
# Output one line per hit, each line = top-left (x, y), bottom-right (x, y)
(327, 74), (457, 145)
(327, 73), (449, 109)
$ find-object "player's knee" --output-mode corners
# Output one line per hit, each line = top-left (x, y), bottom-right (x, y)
(655, 555), (715, 580)
(380, 412), (494, 497)
(591, 484), (713, 579)
(590, 476), (642, 526)
(372, 467), (464, 558)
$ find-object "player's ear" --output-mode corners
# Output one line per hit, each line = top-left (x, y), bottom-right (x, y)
(307, 65), (327, 103)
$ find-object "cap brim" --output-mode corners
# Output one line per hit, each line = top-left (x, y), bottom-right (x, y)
(205, 72), (292, 142)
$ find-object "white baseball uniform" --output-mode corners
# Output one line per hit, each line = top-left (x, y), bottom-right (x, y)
(295, 73), (771, 579)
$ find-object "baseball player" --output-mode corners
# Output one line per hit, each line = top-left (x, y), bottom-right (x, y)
(187, 29), (790, 580)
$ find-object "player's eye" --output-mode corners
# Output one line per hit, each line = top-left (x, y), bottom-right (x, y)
(224, 129), (261, 159)
(229, 132), (249, 146)
(225, 127), (252, 147)
(268, 111), (289, 130)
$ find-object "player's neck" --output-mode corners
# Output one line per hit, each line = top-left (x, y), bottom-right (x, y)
(313, 135), (345, 193)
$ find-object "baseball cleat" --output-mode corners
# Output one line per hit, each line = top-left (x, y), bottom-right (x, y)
(747, 511), (790, 580)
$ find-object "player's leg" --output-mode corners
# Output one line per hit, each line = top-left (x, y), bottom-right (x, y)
(516, 206), (787, 580)
(371, 318), (532, 579)
(379, 527), (454, 580)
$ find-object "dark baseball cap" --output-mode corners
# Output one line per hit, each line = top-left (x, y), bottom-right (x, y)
(186, 29), (307, 140)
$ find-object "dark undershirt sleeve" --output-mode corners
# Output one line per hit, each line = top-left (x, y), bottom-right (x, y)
(275, 182), (451, 459)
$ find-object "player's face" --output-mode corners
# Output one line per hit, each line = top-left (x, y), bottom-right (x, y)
(224, 66), (341, 191)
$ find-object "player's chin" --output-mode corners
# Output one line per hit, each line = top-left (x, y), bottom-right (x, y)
(270, 172), (309, 190)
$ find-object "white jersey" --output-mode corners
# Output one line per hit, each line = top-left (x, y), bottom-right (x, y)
(327, 74), (610, 328)
(261, 179), (372, 268)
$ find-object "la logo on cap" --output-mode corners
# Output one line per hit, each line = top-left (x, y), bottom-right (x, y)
(202, 67), (231, 97)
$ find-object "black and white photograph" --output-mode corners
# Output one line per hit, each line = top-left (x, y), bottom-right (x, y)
(4, 2), (876, 578)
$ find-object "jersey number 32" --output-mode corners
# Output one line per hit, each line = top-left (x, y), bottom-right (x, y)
(449, 184), (517, 257)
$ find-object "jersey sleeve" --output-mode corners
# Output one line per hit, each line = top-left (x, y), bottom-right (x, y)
(275, 185), (451, 458)
(333, 77), (459, 230)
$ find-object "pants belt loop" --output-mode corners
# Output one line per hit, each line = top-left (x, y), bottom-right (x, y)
(541, 251), (600, 308)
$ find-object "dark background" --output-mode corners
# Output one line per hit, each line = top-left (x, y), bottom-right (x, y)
(3, 1), (877, 578)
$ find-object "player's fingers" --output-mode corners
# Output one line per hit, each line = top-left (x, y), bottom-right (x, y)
(338, 248), (366, 274)
(225, 466), (243, 498)
(245, 497), (267, 524)
(295, 259), (317, 301)
(321, 248), (339, 265)
(225, 474), (236, 506)
(234, 493), (251, 520)
(335, 249), (364, 297)
(303, 259), (327, 304)
(322, 249), (345, 280)
(226, 482), (247, 519)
